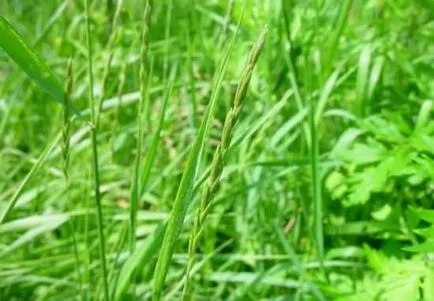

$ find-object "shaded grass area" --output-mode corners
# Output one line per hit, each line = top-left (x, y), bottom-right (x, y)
(0, 0), (433, 300)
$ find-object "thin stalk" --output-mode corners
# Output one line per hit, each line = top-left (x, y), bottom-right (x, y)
(187, 0), (198, 130)
(163, 0), (172, 81)
(62, 59), (84, 300)
(130, 0), (152, 254)
(128, 4), (152, 299)
(85, 1), (110, 300)
(217, 0), (235, 50)
(323, 0), (354, 77)
(109, 62), (127, 157)
(309, 94), (324, 276)
(96, 0), (123, 127)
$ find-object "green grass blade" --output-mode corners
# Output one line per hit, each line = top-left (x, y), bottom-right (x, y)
(367, 56), (384, 104)
(152, 18), (241, 301)
(309, 95), (324, 277)
(0, 215), (69, 257)
(314, 69), (339, 127)
(0, 16), (64, 104)
(415, 100), (433, 132)
(0, 133), (61, 224)
(323, 0), (354, 76)
(140, 81), (173, 196)
(230, 92), (288, 150)
(130, 0), (153, 255)
(33, 0), (69, 47)
(284, 48), (311, 149)
(356, 44), (371, 117)
(114, 223), (166, 300)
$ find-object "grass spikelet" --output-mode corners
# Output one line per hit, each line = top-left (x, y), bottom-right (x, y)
(183, 26), (268, 299)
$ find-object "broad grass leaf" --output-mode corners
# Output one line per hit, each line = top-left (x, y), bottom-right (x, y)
(0, 16), (64, 104)
(0, 214), (68, 257)
(115, 223), (166, 300)
(0, 214), (68, 234)
(411, 207), (434, 223)
(403, 241), (434, 253)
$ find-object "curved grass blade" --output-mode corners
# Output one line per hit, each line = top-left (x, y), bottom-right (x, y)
(323, 0), (354, 77)
(0, 16), (64, 104)
(0, 214), (69, 257)
(140, 81), (173, 197)
(314, 69), (339, 127)
(114, 223), (166, 300)
(0, 133), (61, 224)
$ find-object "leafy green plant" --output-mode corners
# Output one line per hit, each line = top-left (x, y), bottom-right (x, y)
(327, 105), (433, 209)
(336, 247), (434, 301)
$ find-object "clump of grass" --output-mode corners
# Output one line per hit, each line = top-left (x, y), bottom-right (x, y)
(183, 26), (268, 299)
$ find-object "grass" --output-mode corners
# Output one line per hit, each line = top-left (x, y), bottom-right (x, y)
(0, 1), (434, 300)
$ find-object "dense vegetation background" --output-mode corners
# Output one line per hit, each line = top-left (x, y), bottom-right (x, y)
(0, 0), (433, 300)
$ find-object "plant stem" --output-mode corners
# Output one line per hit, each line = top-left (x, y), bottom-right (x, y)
(85, 1), (110, 300)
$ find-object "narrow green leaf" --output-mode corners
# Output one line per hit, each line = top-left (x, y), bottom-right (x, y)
(315, 69), (339, 126)
(208, 272), (305, 289)
(412, 207), (434, 223)
(0, 133), (61, 224)
(0, 215), (68, 257)
(403, 241), (434, 253)
(115, 223), (166, 300)
(140, 81), (173, 196)
(0, 214), (68, 234)
(231, 95), (287, 150)
(271, 107), (307, 147)
(367, 56), (384, 101)
(356, 44), (371, 117)
(323, 0), (354, 76)
(0, 16), (64, 104)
